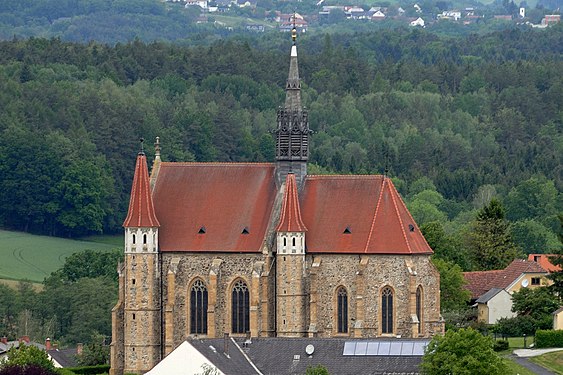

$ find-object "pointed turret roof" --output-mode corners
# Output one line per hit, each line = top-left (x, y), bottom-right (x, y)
(277, 173), (307, 232)
(123, 152), (160, 228)
(284, 32), (301, 111)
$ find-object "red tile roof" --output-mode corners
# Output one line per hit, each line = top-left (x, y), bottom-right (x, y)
(463, 270), (503, 299)
(528, 254), (562, 273)
(463, 259), (548, 299)
(152, 163), (277, 252)
(123, 153), (160, 228)
(300, 175), (432, 254)
(277, 174), (307, 232)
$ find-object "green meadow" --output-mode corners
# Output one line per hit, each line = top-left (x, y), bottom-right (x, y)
(0, 230), (120, 283)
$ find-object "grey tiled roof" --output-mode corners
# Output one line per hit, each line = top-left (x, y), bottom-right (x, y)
(47, 348), (78, 368)
(194, 337), (426, 375)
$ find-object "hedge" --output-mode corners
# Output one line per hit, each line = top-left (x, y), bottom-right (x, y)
(59, 365), (110, 375)
(535, 329), (563, 348)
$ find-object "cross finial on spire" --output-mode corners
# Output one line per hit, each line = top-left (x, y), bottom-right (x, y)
(291, 11), (297, 44)
(139, 138), (145, 155)
(154, 136), (161, 158)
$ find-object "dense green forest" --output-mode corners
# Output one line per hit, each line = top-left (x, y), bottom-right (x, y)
(0, 26), (561, 262)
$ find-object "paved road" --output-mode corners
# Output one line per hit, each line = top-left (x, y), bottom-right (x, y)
(514, 348), (563, 358)
(509, 355), (558, 375)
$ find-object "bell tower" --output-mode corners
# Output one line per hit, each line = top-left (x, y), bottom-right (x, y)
(121, 146), (161, 374)
(275, 27), (311, 189)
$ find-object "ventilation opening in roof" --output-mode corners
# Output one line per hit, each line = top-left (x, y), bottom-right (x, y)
(242, 227), (250, 235)
(408, 224), (415, 232)
(198, 226), (206, 234)
(344, 226), (352, 234)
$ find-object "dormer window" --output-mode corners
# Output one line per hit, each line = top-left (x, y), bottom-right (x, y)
(242, 227), (250, 235)
(198, 226), (206, 234)
(408, 224), (415, 232)
(343, 226), (352, 234)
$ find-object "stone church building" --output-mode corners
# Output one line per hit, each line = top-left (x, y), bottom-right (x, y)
(110, 33), (444, 375)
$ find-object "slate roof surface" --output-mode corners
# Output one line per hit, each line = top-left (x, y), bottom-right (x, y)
(189, 338), (260, 374)
(123, 153), (160, 228)
(243, 337), (423, 375)
(47, 348), (78, 368)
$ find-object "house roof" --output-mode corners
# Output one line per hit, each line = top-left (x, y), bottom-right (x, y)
(464, 259), (547, 299)
(190, 337), (428, 375)
(123, 153), (160, 228)
(463, 270), (504, 299)
(47, 348), (78, 368)
(153, 163), (277, 252)
(277, 174), (307, 232)
(528, 254), (562, 273)
(301, 176), (432, 254)
(475, 287), (504, 303)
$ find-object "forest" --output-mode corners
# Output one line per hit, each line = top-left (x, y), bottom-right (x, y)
(0, 26), (561, 258)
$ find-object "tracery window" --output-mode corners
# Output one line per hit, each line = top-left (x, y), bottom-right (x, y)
(381, 286), (393, 334)
(232, 280), (250, 334)
(416, 286), (423, 334)
(337, 287), (348, 333)
(190, 280), (208, 334)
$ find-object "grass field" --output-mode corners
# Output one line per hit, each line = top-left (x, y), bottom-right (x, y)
(530, 351), (563, 374)
(0, 229), (120, 283)
(504, 357), (539, 375)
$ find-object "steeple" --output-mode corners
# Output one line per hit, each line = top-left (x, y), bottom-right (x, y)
(123, 151), (160, 228)
(277, 173), (307, 233)
(275, 26), (310, 189)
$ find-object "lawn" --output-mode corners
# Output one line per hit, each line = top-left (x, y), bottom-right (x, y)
(530, 351), (563, 374)
(504, 357), (539, 375)
(0, 229), (119, 282)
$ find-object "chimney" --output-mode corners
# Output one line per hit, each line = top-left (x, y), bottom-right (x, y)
(223, 333), (229, 355)
(45, 338), (51, 351)
(77, 343), (83, 356)
(1, 337), (7, 345)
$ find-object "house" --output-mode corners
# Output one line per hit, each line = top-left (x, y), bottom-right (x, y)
(528, 253), (561, 273)
(553, 307), (563, 330)
(147, 337), (431, 375)
(0, 336), (46, 361)
(370, 10), (386, 21)
(542, 14), (561, 26)
(475, 288), (515, 325)
(245, 24), (265, 32)
(438, 11), (461, 21)
(345, 7), (366, 20)
(464, 259), (548, 324)
(47, 340), (80, 369)
(110, 32), (444, 375)
(185, 0), (208, 9)
(410, 17), (425, 27)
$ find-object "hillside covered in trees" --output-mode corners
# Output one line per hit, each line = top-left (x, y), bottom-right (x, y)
(0, 27), (561, 268)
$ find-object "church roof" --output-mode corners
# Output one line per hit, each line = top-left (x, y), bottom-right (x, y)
(277, 173), (307, 232)
(123, 153), (160, 228)
(301, 175), (432, 254)
(152, 163), (277, 252)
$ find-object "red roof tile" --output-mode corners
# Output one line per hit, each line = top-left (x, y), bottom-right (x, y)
(463, 270), (503, 299)
(277, 174), (307, 232)
(152, 163), (277, 252)
(528, 254), (562, 273)
(123, 153), (160, 228)
(464, 259), (548, 299)
(300, 176), (432, 254)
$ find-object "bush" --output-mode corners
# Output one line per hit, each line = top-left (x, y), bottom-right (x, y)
(64, 365), (111, 375)
(535, 330), (563, 348)
(493, 340), (509, 352)
(492, 315), (536, 337)
(0, 365), (58, 375)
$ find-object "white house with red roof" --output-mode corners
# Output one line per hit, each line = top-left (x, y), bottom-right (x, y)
(110, 31), (444, 375)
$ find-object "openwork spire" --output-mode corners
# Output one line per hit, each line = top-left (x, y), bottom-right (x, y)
(275, 28), (311, 188)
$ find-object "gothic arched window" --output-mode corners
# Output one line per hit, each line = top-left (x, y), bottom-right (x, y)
(381, 286), (393, 334)
(190, 280), (208, 334)
(416, 286), (423, 334)
(232, 280), (250, 334)
(337, 287), (348, 333)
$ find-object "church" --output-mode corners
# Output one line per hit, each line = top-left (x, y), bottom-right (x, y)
(110, 30), (444, 375)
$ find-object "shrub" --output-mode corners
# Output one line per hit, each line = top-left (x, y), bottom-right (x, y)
(535, 330), (563, 348)
(0, 365), (58, 375)
(64, 365), (111, 375)
(493, 340), (509, 352)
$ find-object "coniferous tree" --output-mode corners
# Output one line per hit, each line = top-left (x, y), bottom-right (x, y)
(548, 214), (563, 301)
(467, 199), (522, 270)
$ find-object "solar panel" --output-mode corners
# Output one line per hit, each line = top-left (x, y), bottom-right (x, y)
(343, 342), (356, 356)
(355, 342), (368, 355)
(342, 340), (430, 356)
